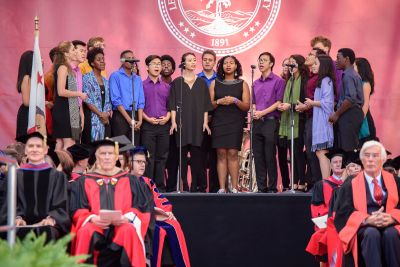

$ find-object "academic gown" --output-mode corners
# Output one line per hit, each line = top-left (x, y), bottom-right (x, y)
(15, 163), (70, 241)
(334, 171), (400, 267)
(140, 176), (191, 267)
(306, 176), (343, 264)
(70, 171), (154, 267)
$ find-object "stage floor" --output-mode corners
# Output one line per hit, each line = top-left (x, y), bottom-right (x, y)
(166, 193), (317, 267)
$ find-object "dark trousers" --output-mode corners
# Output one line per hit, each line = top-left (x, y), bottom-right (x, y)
(304, 116), (322, 186)
(279, 135), (306, 186)
(141, 122), (170, 192)
(166, 133), (179, 192)
(337, 106), (363, 152)
(252, 118), (278, 192)
(200, 132), (218, 193)
(111, 109), (140, 146)
(181, 145), (202, 192)
(278, 139), (290, 189)
(358, 226), (400, 267)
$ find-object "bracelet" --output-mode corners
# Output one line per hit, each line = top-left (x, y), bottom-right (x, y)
(233, 97), (239, 104)
(216, 99), (220, 105)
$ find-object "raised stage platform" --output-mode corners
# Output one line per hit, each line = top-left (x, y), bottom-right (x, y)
(166, 193), (317, 267)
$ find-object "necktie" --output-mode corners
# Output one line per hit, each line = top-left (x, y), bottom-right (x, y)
(103, 178), (110, 191)
(372, 178), (383, 205)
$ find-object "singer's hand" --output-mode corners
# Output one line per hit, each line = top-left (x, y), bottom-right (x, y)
(147, 117), (159, 125)
(170, 122), (177, 135)
(80, 92), (88, 101)
(295, 101), (307, 112)
(203, 123), (211, 135)
(304, 98), (315, 107)
(253, 110), (264, 120)
(134, 120), (142, 130)
(278, 103), (290, 111)
(158, 116), (170, 125)
(224, 96), (236, 105)
(328, 112), (339, 124)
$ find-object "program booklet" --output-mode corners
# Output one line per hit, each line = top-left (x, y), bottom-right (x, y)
(99, 209), (122, 222)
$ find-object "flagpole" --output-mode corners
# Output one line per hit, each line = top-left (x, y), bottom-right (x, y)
(34, 16), (39, 32)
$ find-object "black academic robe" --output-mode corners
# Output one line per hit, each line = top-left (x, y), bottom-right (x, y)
(168, 77), (213, 147)
(333, 170), (400, 266)
(70, 170), (154, 267)
(15, 163), (70, 241)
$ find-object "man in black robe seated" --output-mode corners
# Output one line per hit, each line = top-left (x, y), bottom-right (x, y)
(14, 132), (70, 241)
(334, 140), (400, 267)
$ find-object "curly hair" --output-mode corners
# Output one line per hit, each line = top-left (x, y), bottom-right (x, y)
(87, 47), (104, 66)
(216, 55), (242, 80)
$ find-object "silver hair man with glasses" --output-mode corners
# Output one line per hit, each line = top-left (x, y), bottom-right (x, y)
(334, 140), (400, 267)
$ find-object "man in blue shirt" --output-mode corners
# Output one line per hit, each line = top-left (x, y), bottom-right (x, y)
(197, 50), (218, 192)
(109, 50), (145, 145)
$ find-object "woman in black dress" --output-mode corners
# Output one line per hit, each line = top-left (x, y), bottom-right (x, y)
(354, 57), (376, 143)
(16, 50), (33, 139)
(52, 41), (88, 150)
(169, 52), (213, 192)
(209, 55), (250, 193)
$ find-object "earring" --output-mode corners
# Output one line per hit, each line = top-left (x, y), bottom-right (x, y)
(234, 71), (238, 77)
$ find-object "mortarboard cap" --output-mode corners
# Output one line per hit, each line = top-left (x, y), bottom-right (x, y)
(67, 144), (92, 162)
(344, 150), (362, 166)
(16, 132), (44, 144)
(325, 149), (345, 160)
(109, 135), (131, 145)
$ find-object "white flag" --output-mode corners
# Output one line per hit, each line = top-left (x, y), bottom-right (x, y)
(27, 31), (46, 136)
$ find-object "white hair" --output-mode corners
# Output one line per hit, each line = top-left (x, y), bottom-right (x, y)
(360, 140), (387, 162)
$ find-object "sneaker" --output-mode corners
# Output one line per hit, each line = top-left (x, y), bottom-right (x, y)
(217, 189), (226, 194)
(231, 188), (239, 193)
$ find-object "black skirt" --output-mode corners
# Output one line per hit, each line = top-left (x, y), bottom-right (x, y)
(16, 104), (29, 139)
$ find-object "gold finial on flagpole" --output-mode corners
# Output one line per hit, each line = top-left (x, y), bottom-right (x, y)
(34, 16), (39, 31)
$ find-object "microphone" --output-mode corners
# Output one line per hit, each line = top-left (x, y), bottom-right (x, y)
(121, 58), (140, 63)
(178, 62), (185, 69)
(250, 65), (256, 69)
(285, 64), (297, 68)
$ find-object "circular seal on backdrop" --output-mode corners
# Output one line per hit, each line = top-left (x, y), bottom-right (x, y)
(158, 0), (281, 55)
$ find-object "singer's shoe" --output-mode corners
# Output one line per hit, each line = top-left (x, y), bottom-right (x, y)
(217, 189), (226, 194)
(231, 188), (239, 193)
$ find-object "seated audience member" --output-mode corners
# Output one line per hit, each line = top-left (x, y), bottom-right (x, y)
(334, 140), (400, 267)
(129, 146), (191, 267)
(67, 143), (91, 180)
(15, 132), (70, 241)
(70, 139), (154, 266)
(306, 149), (345, 265)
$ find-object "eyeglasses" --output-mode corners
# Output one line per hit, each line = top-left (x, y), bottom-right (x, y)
(149, 63), (162, 67)
(133, 160), (147, 165)
(258, 58), (269, 63)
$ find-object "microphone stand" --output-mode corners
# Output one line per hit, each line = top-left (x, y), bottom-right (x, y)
(130, 64), (136, 146)
(176, 67), (184, 193)
(288, 68), (297, 194)
(248, 66), (256, 191)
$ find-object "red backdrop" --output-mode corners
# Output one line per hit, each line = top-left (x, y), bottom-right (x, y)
(0, 0), (399, 155)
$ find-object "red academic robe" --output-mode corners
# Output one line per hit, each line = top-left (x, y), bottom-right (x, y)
(141, 176), (191, 267)
(71, 171), (154, 267)
(334, 170), (400, 267)
(306, 176), (343, 265)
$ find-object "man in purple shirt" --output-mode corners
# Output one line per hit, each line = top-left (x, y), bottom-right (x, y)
(141, 55), (171, 191)
(252, 52), (285, 193)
